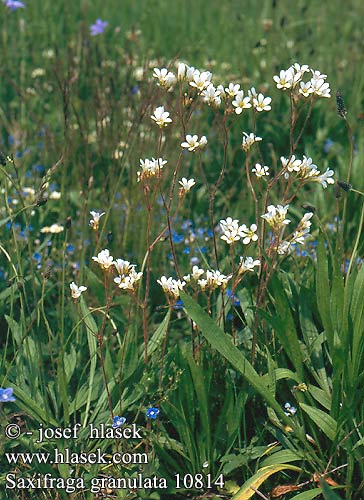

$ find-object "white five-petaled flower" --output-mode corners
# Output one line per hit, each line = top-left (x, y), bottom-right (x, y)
(225, 82), (241, 97)
(70, 282), (87, 299)
(181, 134), (207, 152)
(273, 68), (295, 89)
(261, 205), (290, 229)
(238, 256), (261, 275)
(242, 132), (262, 152)
(241, 224), (258, 244)
(252, 163), (270, 177)
(252, 93), (272, 112)
(179, 178), (196, 194)
(189, 70), (213, 91)
(232, 90), (252, 114)
(113, 259), (135, 275)
(92, 249), (114, 270)
(151, 106), (172, 128)
(40, 223), (64, 234)
(90, 211), (105, 230)
(152, 67), (176, 88)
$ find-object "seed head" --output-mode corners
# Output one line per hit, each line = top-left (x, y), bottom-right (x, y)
(336, 90), (347, 118)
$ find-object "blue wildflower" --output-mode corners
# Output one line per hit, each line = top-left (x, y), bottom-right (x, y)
(112, 416), (126, 428)
(183, 247), (190, 254)
(131, 85), (139, 95)
(146, 407), (159, 419)
(0, 387), (16, 402)
(283, 402), (297, 416)
(3, 1), (25, 11)
(90, 19), (108, 36)
(173, 300), (184, 310)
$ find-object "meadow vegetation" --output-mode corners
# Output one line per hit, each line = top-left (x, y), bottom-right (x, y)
(1, 1), (364, 499)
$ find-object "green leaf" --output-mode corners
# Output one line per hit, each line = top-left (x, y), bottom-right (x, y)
(261, 449), (304, 467)
(300, 403), (337, 441)
(180, 291), (291, 423)
(145, 309), (171, 359)
(290, 488), (323, 500)
(320, 478), (344, 499)
(316, 235), (333, 348)
(231, 464), (302, 500)
(79, 297), (98, 428)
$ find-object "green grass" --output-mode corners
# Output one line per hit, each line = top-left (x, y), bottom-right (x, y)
(1, 1), (364, 499)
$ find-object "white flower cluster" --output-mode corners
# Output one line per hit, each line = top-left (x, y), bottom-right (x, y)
(238, 256), (261, 275)
(183, 265), (231, 291)
(273, 63), (331, 98)
(242, 132), (262, 152)
(276, 212), (314, 255)
(137, 157), (167, 182)
(152, 64), (272, 112)
(261, 204), (290, 229)
(280, 155), (334, 188)
(92, 249), (143, 292)
(157, 276), (186, 299)
(220, 217), (258, 245)
(181, 134), (207, 152)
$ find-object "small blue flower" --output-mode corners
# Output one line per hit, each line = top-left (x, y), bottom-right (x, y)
(284, 402), (297, 416)
(0, 387), (16, 402)
(146, 407), (159, 419)
(131, 85), (139, 95)
(183, 247), (190, 254)
(90, 19), (108, 36)
(3, 0), (25, 11)
(173, 300), (184, 310)
(112, 415), (126, 428)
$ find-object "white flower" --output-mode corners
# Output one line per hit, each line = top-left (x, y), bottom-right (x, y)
(191, 265), (204, 280)
(312, 168), (335, 188)
(206, 270), (230, 289)
(225, 82), (240, 97)
(242, 132), (262, 152)
(179, 177), (196, 194)
(177, 62), (187, 81)
(189, 70), (213, 91)
(310, 77), (331, 98)
(157, 276), (186, 299)
(152, 67), (176, 88)
(90, 211), (105, 230)
(261, 205), (290, 229)
(277, 241), (292, 254)
(280, 155), (302, 173)
(113, 259), (135, 275)
(252, 163), (269, 177)
(151, 106), (172, 128)
(238, 257), (261, 274)
(49, 191), (61, 200)
(232, 90), (251, 114)
(70, 282), (87, 299)
(284, 402), (297, 416)
(137, 157), (167, 181)
(273, 69), (295, 89)
(216, 84), (226, 98)
(299, 81), (313, 97)
(220, 217), (245, 245)
(198, 278), (208, 291)
(186, 65), (196, 82)
(240, 224), (258, 244)
(201, 84), (221, 107)
(181, 134), (207, 152)
(41, 223), (64, 234)
(92, 249), (114, 270)
(248, 87), (258, 99)
(114, 269), (143, 291)
(253, 93), (272, 112)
